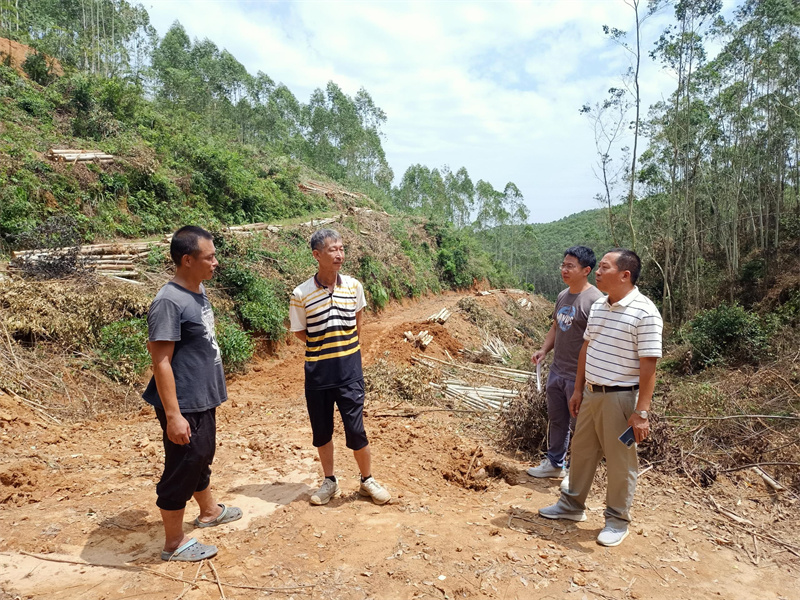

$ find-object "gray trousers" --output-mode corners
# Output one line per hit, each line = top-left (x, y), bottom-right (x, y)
(558, 387), (638, 528)
(545, 371), (576, 469)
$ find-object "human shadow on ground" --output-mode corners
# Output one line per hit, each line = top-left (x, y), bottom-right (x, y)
(80, 508), (163, 566)
(491, 506), (600, 555)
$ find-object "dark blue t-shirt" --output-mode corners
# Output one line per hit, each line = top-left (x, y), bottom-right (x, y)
(142, 282), (227, 413)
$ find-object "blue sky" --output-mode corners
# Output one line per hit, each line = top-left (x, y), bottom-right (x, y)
(144, 0), (695, 223)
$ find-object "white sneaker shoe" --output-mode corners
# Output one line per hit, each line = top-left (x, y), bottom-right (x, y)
(358, 476), (391, 505)
(527, 458), (566, 479)
(310, 478), (341, 505)
(597, 526), (629, 547)
(560, 471), (570, 492)
(538, 502), (587, 522)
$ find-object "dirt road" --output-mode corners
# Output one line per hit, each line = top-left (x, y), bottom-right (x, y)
(0, 292), (795, 599)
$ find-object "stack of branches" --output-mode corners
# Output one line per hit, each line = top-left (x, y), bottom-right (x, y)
(498, 372), (549, 456)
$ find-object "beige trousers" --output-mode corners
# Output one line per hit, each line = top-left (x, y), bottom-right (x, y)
(558, 387), (638, 528)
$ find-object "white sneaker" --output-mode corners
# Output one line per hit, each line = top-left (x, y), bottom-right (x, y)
(538, 502), (587, 522)
(358, 476), (391, 505)
(527, 458), (566, 479)
(560, 471), (570, 492)
(310, 478), (341, 505)
(597, 526), (629, 547)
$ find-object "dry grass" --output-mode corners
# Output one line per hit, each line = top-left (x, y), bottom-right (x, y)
(0, 277), (150, 349)
(364, 358), (438, 407)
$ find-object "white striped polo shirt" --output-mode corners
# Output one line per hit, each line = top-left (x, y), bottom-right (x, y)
(583, 287), (663, 387)
(289, 273), (366, 390)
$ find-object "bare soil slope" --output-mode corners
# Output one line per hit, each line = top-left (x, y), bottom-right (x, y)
(0, 292), (797, 599)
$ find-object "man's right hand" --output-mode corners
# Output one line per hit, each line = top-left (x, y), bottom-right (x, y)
(166, 414), (192, 445)
(568, 389), (583, 418)
(532, 349), (546, 364)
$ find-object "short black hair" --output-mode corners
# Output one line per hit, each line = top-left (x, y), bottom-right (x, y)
(310, 228), (342, 251)
(607, 248), (641, 284)
(170, 225), (213, 266)
(564, 245), (596, 270)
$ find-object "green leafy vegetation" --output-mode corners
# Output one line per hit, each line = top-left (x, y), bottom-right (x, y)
(96, 318), (150, 384)
(686, 303), (771, 369)
(215, 314), (256, 373)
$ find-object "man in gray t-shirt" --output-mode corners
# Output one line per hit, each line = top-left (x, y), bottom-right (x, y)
(144, 226), (241, 563)
(142, 281), (226, 412)
(528, 246), (603, 482)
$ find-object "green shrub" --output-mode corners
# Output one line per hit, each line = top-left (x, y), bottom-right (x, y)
(216, 315), (255, 373)
(96, 318), (151, 384)
(358, 254), (390, 311)
(21, 51), (54, 86)
(687, 303), (770, 368)
(217, 261), (288, 340)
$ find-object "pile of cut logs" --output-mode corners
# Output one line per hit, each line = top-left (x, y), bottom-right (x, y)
(427, 308), (451, 324)
(298, 179), (365, 200)
(46, 148), (114, 164)
(10, 240), (168, 282)
(404, 329), (434, 349)
(517, 297), (533, 310)
(430, 380), (519, 411)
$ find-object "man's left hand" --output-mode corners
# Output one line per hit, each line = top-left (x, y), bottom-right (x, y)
(628, 413), (650, 443)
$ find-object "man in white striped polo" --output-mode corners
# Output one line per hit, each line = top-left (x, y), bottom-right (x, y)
(289, 229), (390, 506)
(538, 249), (663, 547)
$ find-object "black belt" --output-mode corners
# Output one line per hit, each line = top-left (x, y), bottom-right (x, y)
(586, 383), (639, 394)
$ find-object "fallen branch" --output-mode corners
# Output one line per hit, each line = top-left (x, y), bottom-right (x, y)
(208, 559), (227, 600)
(18, 551), (316, 593)
(413, 354), (522, 384)
(663, 414), (800, 421)
(719, 461), (800, 473)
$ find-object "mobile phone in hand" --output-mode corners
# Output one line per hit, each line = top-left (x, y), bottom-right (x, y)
(619, 426), (635, 447)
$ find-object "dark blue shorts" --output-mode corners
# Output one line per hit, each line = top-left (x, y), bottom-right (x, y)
(154, 407), (216, 511)
(306, 379), (368, 451)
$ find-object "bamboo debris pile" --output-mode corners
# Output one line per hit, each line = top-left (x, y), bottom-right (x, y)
(430, 380), (519, 412)
(404, 329), (434, 349)
(461, 335), (510, 364)
(47, 148), (114, 164)
(10, 240), (167, 281)
(225, 223), (283, 234)
(517, 297), (533, 310)
(299, 179), (365, 200)
(412, 353), (532, 384)
(426, 308), (452, 324)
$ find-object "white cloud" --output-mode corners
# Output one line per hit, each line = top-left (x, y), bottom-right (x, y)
(145, 0), (684, 223)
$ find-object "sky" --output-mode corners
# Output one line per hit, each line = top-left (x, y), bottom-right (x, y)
(144, 0), (696, 224)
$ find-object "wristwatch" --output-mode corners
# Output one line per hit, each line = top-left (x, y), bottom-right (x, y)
(633, 409), (649, 419)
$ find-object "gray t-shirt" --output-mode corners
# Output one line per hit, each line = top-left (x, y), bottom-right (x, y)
(550, 284), (604, 380)
(142, 282), (227, 413)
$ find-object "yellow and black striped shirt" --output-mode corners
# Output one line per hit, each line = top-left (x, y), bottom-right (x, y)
(289, 273), (366, 390)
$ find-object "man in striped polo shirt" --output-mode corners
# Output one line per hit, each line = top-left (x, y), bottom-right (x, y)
(289, 228), (390, 506)
(538, 249), (663, 547)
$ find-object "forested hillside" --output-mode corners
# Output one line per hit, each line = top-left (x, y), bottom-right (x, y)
(1, 0), (800, 355)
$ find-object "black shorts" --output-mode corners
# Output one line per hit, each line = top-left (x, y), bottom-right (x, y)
(154, 407), (216, 511)
(306, 379), (368, 451)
